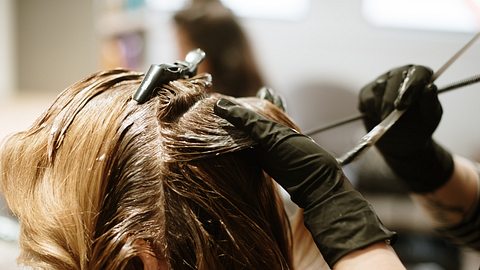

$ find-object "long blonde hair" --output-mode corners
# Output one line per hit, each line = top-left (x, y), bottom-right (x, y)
(0, 69), (299, 269)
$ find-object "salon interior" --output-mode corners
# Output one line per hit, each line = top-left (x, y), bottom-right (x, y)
(1, 0), (479, 269)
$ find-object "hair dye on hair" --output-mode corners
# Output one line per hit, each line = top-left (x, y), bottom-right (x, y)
(0, 69), (299, 269)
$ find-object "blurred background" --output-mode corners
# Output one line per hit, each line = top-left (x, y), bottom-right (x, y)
(0, 0), (479, 269)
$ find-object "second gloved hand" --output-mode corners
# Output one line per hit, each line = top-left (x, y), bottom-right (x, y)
(358, 64), (454, 193)
(214, 98), (395, 268)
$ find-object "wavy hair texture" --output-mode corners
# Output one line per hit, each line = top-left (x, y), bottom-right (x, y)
(0, 69), (300, 269)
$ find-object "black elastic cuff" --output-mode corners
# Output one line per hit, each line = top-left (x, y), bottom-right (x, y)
(303, 187), (397, 267)
(384, 140), (454, 193)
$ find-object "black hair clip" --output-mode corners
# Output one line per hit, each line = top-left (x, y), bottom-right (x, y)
(133, 48), (206, 103)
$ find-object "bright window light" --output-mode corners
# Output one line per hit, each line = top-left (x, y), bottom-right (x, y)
(221, 0), (309, 21)
(362, 0), (480, 33)
(146, 0), (310, 21)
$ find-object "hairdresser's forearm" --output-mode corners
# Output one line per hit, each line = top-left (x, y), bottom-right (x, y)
(333, 242), (405, 270)
(411, 156), (479, 227)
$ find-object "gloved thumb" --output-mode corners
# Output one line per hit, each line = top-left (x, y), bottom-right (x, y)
(214, 98), (254, 128)
(214, 98), (273, 138)
(214, 98), (298, 147)
(393, 65), (434, 110)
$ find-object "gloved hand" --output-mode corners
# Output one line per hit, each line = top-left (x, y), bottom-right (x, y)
(214, 98), (395, 268)
(256, 86), (286, 112)
(358, 64), (454, 193)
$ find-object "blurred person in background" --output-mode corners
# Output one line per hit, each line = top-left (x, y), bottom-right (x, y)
(173, 0), (265, 97)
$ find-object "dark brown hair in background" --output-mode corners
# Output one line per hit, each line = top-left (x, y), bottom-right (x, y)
(174, 0), (265, 97)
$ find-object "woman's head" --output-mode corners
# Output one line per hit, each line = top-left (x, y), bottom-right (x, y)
(0, 69), (298, 269)
(173, 1), (264, 98)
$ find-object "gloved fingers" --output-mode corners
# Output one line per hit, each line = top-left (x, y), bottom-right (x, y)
(358, 83), (381, 131)
(256, 86), (286, 112)
(381, 65), (413, 118)
(419, 83), (443, 133)
(214, 98), (252, 127)
(420, 83), (441, 114)
(360, 65), (434, 119)
(214, 98), (296, 144)
(393, 65), (434, 110)
(358, 73), (390, 131)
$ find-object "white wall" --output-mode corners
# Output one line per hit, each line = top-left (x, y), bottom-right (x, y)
(0, 0), (15, 98)
(7, 0), (480, 160)
(235, 1), (480, 160)
(16, 0), (97, 93)
(153, 1), (480, 160)
(0, 0), (97, 147)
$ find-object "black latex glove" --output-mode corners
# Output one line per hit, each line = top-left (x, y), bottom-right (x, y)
(214, 98), (395, 268)
(358, 64), (454, 193)
(256, 86), (286, 112)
